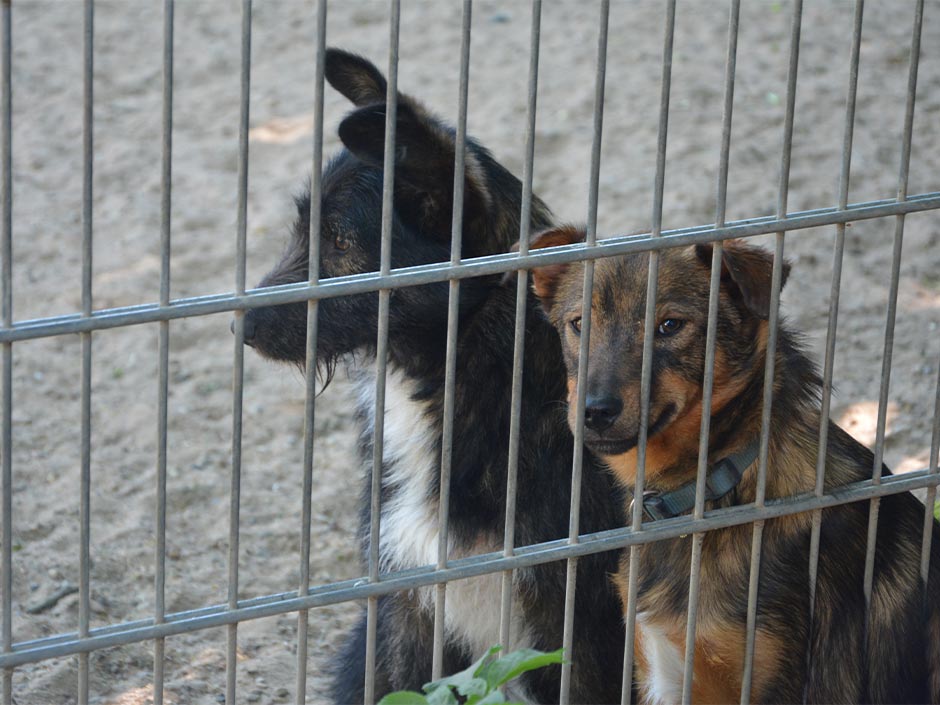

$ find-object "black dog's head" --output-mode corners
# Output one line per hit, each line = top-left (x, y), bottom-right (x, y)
(244, 49), (552, 374)
(528, 227), (789, 485)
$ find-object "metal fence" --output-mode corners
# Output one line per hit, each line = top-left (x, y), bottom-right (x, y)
(1, 1), (939, 704)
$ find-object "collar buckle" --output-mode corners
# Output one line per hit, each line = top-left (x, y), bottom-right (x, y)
(629, 490), (669, 523)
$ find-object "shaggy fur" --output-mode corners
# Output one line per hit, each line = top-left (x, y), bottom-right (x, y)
(529, 229), (940, 704)
(243, 50), (626, 704)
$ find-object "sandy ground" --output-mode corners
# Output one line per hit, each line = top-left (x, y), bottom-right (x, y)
(5, 1), (939, 703)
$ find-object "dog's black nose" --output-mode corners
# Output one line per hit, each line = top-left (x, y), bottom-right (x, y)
(232, 312), (257, 347)
(584, 396), (623, 432)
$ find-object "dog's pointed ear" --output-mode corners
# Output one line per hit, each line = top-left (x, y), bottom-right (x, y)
(525, 226), (587, 310)
(337, 101), (491, 245)
(324, 49), (389, 107)
(695, 240), (791, 319)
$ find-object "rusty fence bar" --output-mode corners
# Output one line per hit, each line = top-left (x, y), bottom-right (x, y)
(0, 1), (937, 703)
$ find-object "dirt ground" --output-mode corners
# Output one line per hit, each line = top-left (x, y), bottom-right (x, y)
(5, 1), (939, 703)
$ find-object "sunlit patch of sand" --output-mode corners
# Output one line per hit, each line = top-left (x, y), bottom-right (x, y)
(249, 114), (313, 144)
(837, 400), (897, 448)
(106, 685), (153, 705)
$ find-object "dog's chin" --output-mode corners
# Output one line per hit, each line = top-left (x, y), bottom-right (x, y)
(585, 437), (639, 455)
(583, 403), (677, 457)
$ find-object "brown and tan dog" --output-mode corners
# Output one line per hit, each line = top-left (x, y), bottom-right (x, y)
(528, 227), (940, 704)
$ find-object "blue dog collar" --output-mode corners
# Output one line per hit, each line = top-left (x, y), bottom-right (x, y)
(630, 441), (761, 522)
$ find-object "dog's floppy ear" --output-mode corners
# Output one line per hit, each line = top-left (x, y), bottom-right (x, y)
(526, 226), (587, 310)
(325, 49), (389, 107)
(695, 239), (791, 319)
(337, 100), (491, 245)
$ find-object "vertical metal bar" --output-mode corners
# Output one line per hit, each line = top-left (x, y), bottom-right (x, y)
(431, 0), (471, 680)
(78, 1), (95, 702)
(365, 2), (399, 701)
(807, 0), (863, 678)
(622, 3), (676, 703)
(559, 2), (608, 702)
(153, 2), (174, 703)
(681, 11), (742, 705)
(684, 5), (744, 646)
(295, 3), (327, 702)
(674, 4), (742, 699)
(737, 3), (801, 702)
(227, 1), (251, 703)
(500, 0), (541, 652)
(921, 355), (940, 586)
(862, 0), (924, 631)
(0, 1), (11, 701)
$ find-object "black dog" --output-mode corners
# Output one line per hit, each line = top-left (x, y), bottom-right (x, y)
(243, 50), (626, 703)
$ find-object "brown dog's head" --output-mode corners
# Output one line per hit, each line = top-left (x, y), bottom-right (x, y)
(528, 228), (789, 485)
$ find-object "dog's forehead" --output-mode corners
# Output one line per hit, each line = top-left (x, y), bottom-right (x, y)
(322, 152), (379, 209)
(592, 253), (652, 315)
(591, 247), (706, 314)
(318, 153), (383, 232)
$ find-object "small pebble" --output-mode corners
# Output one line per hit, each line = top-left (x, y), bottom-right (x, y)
(276, 687), (290, 700)
(247, 692), (261, 703)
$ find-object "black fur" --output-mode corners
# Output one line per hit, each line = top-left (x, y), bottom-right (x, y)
(244, 49), (627, 704)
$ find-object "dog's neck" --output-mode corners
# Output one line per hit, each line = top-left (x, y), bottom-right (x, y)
(603, 324), (822, 510)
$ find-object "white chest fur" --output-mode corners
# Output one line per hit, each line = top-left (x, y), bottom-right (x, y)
(636, 616), (685, 705)
(352, 365), (532, 662)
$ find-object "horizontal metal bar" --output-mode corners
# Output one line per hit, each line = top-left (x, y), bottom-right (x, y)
(3, 465), (938, 670)
(3, 192), (938, 344)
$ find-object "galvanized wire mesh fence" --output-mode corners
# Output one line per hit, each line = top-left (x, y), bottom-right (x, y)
(1, 1), (939, 704)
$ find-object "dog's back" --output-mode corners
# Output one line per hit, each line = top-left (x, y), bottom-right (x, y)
(807, 422), (940, 703)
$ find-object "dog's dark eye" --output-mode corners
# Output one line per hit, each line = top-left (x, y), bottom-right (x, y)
(657, 318), (684, 336)
(334, 234), (351, 252)
(570, 317), (582, 335)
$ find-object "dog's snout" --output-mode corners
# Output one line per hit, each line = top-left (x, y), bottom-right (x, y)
(232, 312), (257, 347)
(584, 396), (623, 432)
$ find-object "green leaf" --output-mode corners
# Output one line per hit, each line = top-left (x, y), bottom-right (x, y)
(934, 500), (939, 521)
(478, 648), (565, 689)
(425, 686), (459, 705)
(456, 677), (489, 698)
(423, 645), (501, 694)
(378, 692), (430, 705)
(474, 690), (508, 704)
